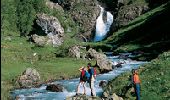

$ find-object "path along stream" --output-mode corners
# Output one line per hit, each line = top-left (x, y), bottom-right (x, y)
(11, 52), (148, 100)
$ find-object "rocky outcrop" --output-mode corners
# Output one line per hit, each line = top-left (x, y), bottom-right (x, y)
(87, 48), (113, 72)
(17, 68), (40, 88)
(68, 0), (100, 41)
(46, 84), (64, 92)
(36, 13), (64, 47)
(116, 4), (149, 26)
(68, 46), (81, 59)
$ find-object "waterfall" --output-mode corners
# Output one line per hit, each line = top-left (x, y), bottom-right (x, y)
(94, 6), (113, 42)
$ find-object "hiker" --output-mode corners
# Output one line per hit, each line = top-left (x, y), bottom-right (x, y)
(87, 63), (97, 97)
(76, 66), (90, 95)
(132, 69), (141, 100)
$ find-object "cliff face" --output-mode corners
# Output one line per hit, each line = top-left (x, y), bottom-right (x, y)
(45, 0), (149, 42)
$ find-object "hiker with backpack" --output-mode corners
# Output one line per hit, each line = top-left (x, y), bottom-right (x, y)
(87, 63), (97, 97)
(76, 66), (90, 95)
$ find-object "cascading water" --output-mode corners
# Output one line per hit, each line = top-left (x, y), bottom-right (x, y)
(11, 53), (148, 100)
(94, 6), (113, 42)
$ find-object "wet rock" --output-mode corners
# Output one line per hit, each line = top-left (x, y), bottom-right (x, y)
(17, 68), (40, 88)
(46, 84), (64, 92)
(99, 80), (107, 87)
(36, 13), (64, 47)
(115, 62), (123, 68)
(118, 54), (129, 60)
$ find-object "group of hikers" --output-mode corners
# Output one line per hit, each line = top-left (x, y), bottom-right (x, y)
(76, 63), (97, 97)
(76, 62), (141, 100)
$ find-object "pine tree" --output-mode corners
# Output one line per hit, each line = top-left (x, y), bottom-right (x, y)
(1, 0), (18, 36)
(16, 0), (36, 36)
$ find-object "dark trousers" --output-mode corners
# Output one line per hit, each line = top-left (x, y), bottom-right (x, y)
(135, 83), (140, 100)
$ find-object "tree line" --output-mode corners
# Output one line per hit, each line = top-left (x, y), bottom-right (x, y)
(1, 0), (47, 37)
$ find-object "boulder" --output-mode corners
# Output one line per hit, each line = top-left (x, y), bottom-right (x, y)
(103, 91), (109, 98)
(110, 93), (123, 100)
(87, 48), (113, 72)
(87, 48), (106, 59)
(46, 84), (64, 92)
(17, 68), (40, 88)
(97, 58), (113, 73)
(115, 62), (123, 68)
(36, 13), (64, 47)
(68, 46), (81, 59)
(31, 34), (47, 46)
(99, 80), (107, 87)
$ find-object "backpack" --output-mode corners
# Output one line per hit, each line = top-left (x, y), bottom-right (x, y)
(90, 67), (96, 76)
(81, 69), (90, 82)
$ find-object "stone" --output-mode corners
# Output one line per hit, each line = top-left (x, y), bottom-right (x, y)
(36, 13), (64, 47)
(17, 68), (40, 88)
(103, 91), (109, 98)
(46, 84), (64, 92)
(31, 34), (46, 46)
(110, 93), (120, 100)
(87, 48), (113, 72)
(99, 80), (107, 87)
(68, 46), (80, 59)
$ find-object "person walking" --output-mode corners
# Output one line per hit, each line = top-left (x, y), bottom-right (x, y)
(132, 69), (141, 100)
(76, 66), (88, 95)
(87, 63), (97, 97)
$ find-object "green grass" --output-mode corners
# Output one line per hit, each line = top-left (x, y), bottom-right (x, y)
(105, 2), (168, 44)
(103, 51), (170, 100)
(1, 36), (96, 99)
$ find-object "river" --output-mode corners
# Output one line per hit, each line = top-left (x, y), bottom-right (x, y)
(11, 52), (148, 100)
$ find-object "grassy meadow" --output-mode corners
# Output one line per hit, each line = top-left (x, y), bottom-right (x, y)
(1, 36), (96, 100)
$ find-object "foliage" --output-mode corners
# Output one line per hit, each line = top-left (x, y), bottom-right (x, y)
(1, 0), (18, 36)
(1, 0), (47, 36)
(103, 51), (170, 99)
(1, 37), (96, 99)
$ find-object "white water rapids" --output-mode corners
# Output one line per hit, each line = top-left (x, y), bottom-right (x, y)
(94, 6), (113, 42)
(11, 53), (148, 100)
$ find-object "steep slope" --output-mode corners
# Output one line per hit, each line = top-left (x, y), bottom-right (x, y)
(104, 1), (170, 60)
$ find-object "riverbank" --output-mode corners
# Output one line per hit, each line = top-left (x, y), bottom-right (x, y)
(103, 51), (170, 99)
(2, 57), (97, 100)
(1, 37), (98, 100)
